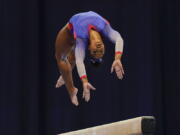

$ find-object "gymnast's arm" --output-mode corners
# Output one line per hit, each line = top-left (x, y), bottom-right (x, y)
(75, 38), (96, 101)
(102, 24), (125, 79)
(75, 38), (88, 83)
(103, 24), (124, 59)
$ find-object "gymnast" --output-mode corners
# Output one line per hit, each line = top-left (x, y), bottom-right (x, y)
(55, 11), (124, 106)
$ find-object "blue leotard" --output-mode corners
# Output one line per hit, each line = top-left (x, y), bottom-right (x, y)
(69, 11), (109, 41)
(66, 11), (123, 79)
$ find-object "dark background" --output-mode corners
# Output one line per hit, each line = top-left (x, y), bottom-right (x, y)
(1, 0), (180, 135)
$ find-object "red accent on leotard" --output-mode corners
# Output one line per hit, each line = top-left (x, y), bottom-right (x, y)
(80, 75), (87, 80)
(104, 18), (110, 25)
(67, 23), (77, 39)
(67, 23), (73, 30)
(116, 51), (123, 55)
(73, 31), (77, 39)
(88, 24), (97, 32)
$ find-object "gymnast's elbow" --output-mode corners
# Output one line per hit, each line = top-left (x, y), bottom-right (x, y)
(116, 33), (124, 45)
(110, 30), (123, 44)
(119, 36), (124, 44)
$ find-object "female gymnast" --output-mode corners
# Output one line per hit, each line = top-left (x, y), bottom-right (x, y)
(55, 11), (124, 106)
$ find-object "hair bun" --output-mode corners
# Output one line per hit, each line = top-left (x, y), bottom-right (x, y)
(90, 58), (103, 67)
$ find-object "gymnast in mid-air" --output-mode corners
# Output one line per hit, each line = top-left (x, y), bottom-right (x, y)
(55, 11), (124, 106)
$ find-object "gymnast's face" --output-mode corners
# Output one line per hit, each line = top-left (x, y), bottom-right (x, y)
(89, 30), (105, 59)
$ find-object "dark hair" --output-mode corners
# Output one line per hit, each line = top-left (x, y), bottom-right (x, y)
(90, 57), (103, 67)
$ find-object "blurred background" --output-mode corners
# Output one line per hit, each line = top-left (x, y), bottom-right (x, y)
(1, 0), (180, 135)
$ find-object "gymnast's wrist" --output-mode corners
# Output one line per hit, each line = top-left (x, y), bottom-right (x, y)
(80, 75), (88, 83)
(115, 51), (123, 60)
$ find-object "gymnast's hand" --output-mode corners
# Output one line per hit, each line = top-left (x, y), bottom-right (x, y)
(111, 59), (124, 79)
(82, 82), (96, 102)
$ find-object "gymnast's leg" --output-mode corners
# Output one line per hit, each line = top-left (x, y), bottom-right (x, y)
(55, 24), (78, 106)
(56, 49), (75, 88)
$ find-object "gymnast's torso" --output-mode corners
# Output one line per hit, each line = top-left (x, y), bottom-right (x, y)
(68, 11), (109, 42)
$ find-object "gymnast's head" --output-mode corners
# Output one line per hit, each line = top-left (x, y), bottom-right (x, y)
(88, 29), (105, 67)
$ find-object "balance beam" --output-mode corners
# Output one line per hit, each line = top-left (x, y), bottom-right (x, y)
(58, 116), (156, 135)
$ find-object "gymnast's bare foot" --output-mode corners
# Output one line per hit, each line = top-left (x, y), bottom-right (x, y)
(55, 75), (65, 88)
(69, 87), (79, 106)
